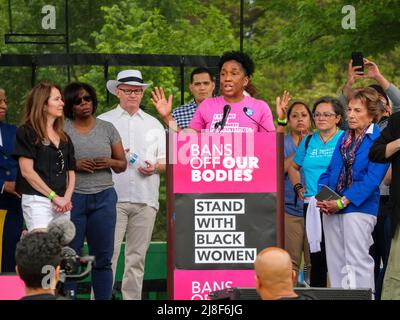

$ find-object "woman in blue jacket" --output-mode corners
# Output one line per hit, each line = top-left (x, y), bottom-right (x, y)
(317, 87), (389, 291)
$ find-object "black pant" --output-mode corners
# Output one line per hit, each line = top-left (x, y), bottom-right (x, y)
(370, 196), (393, 300)
(304, 203), (328, 287)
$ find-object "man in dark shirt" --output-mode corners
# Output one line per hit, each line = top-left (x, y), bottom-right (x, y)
(15, 231), (61, 300)
(172, 67), (215, 129)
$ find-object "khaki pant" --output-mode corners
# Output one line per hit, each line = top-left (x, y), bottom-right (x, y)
(284, 213), (311, 277)
(111, 202), (157, 300)
(382, 225), (400, 299)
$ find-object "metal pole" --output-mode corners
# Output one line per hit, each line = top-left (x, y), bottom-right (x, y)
(276, 133), (285, 248)
(8, 0), (13, 33)
(104, 61), (110, 106)
(180, 56), (185, 105)
(240, 0), (244, 52)
(65, 0), (71, 82)
(31, 63), (36, 88)
(166, 133), (175, 300)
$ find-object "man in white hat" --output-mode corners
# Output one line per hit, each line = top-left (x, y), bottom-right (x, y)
(98, 70), (166, 300)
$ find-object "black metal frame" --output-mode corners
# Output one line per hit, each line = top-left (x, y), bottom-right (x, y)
(0, 53), (220, 105)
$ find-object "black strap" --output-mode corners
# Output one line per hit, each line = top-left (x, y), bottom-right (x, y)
(304, 134), (312, 151)
(118, 76), (143, 83)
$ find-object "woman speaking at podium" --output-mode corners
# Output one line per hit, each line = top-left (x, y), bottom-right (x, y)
(151, 51), (275, 133)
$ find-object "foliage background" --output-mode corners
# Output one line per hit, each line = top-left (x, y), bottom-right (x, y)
(1, 0), (399, 240)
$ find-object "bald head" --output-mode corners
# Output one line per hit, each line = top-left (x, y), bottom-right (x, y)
(254, 247), (296, 300)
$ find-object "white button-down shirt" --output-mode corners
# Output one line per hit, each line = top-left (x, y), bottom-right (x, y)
(98, 105), (166, 210)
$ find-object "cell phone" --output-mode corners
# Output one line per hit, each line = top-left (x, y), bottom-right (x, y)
(351, 52), (364, 73)
(315, 185), (341, 202)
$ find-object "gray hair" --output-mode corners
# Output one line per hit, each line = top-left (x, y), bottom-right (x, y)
(0, 88), (5, 94)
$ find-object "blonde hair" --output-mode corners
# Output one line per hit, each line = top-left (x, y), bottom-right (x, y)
(21, 81), (67, 143)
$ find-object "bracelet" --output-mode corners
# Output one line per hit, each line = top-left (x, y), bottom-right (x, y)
(153, 166), (159, 175)
(336, 199), (343, 210)
(293, 183), (303, 194)
(48, 191), (56, 201)
(277, 118), (288, 126)
(341, 198), (348, 208)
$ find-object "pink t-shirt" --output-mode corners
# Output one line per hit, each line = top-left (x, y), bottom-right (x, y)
(189, 96), (275, 132)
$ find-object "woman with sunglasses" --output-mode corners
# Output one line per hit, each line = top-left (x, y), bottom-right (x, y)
(63, 82), (126, 300)
(289, 97), (344, 287)
(13, 81), (76, 232)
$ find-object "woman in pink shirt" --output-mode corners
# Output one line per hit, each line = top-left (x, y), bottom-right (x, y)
(151, 51), (275, 133)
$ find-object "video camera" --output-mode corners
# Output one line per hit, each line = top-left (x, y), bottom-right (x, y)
(47, 219), (95, 298)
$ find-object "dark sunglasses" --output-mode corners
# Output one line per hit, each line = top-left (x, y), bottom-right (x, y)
(73, 95), (92, 105)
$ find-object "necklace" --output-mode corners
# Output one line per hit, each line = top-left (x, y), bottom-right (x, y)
(319, 127), (338, 144)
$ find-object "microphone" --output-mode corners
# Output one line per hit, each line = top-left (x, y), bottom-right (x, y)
(220, 104), (231, 130)
(243, 107), (270, 132)
(48, 219), (76, 247)
(214, 105), (231, 132)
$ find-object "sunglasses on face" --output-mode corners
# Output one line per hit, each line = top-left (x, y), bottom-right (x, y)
(73, 95), (92, 105)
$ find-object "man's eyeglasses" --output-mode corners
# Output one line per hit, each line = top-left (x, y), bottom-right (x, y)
(118, 88), (144, 96)
(313, 112), (337, 119)
(56, 149), (65, 175)
(73, 95), (92, 105)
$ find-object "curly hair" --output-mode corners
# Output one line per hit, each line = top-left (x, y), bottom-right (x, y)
(218, 51), (255, 77)
(15, 232), (62, 288)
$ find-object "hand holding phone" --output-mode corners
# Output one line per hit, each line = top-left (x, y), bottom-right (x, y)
(351, 52), (364, 74)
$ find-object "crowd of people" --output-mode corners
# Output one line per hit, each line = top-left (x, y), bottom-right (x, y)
(1, 50), (400, 300)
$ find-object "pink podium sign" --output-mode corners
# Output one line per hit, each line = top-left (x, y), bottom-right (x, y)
(0, 276), (25, 300)
(172, 132), (276, 194)
(173, 269), (255, 300)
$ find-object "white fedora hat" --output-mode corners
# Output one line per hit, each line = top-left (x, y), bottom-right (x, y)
(106, 69), (151, 95)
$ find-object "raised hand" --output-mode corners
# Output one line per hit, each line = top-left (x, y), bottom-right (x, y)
(347, 59), (365, 85)
(151, 87), (173, 119)
(363, 58), (382, 80)
(276, 90), (291, 120)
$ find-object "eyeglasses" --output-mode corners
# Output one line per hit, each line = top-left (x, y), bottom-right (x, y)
(118, 88), (144, 95)
(56, 149), (65, 175)
(313, 112), (337, 119)
(73, 95), (92, 105)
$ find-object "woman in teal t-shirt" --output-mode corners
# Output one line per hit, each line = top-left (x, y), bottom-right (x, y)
(289, 97), (344, 288)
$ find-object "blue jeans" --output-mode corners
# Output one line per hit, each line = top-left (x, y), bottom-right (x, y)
(67, 188), (117, 300)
